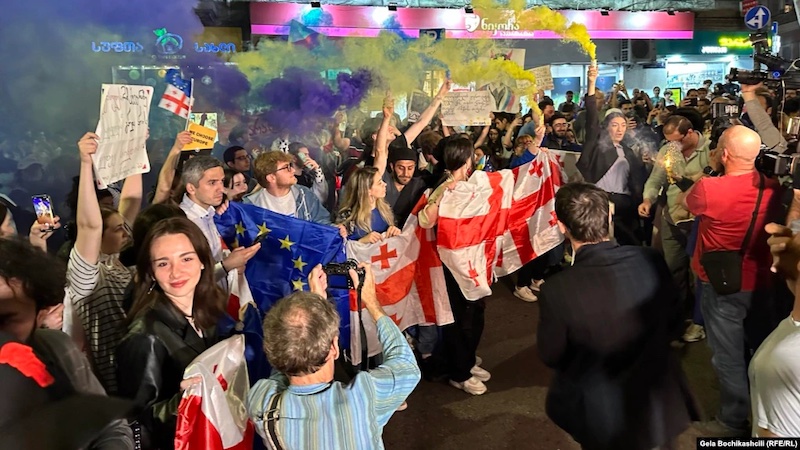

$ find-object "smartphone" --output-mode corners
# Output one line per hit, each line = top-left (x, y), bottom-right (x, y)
(251, 232), (268, 247)
(688, 98), (698, 107)
(32, 194), (55, 225)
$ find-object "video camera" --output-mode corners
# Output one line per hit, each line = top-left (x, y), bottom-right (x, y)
(728, 33), (800, 90)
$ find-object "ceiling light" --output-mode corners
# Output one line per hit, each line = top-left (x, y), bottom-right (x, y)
(465, 5), (474, 13)
(388, 2), (398, 11)
(600, 9), (610, 16)
(310, 1), (321, 7)
(667, 8), (675, 15)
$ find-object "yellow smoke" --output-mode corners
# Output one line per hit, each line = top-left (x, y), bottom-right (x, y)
(231, 3), (595, 121)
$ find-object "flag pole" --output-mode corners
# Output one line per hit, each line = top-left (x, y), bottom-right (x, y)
(185, 78), (194, 131)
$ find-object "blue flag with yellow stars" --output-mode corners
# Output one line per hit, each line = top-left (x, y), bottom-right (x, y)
(215, 202), (350, 349)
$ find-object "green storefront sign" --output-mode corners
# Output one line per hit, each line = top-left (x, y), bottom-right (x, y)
(656, 31), (755, 56)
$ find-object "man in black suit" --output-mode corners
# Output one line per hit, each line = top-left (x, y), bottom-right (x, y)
(537, 182), (696, 450)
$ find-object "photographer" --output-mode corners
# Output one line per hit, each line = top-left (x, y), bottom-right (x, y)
(682, 125), (784, 436)
(742, 82), (788, 154)
(248, 264), (420, 449)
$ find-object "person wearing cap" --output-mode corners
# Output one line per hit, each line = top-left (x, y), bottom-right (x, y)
(576, 65), (647, 246)
(0, 238), (133, 449)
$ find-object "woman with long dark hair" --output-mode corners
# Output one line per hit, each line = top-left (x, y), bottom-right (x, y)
(116, 217), (226, 450)
(419, 136), (491, 396)
(576, 65), (647, 245)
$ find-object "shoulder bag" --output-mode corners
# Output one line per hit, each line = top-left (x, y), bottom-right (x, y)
(700, 173), (764, 295)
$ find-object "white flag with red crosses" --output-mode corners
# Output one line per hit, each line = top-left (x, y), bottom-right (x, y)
(345, 210), (453, 366)
(436, 151), (565, 300)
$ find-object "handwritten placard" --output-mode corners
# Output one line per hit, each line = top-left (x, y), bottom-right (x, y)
(184, 122), (218, 151)
(441, 91), (493, 126)
(530, 65), (554, 91)
(92, 84), (153, 189)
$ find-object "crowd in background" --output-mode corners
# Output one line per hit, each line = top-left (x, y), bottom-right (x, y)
(6, 63), (800, 450)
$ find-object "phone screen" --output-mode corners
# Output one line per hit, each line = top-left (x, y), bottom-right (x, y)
(32, 194), (54, 225)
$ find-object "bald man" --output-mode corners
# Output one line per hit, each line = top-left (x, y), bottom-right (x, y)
(682, 125), (784, 437)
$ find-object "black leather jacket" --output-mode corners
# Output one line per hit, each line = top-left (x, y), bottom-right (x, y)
(116, 301), (219, 450)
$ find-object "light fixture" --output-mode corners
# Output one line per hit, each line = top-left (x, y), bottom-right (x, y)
(600, 9), (609, 16)
(310, 1), (321, 7)
(667, 8), (675, 15)
(465, 5), (474, 13)
(388, 2), (397, 11)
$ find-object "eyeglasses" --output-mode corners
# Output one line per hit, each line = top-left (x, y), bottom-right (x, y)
(271, 163), (294, 174)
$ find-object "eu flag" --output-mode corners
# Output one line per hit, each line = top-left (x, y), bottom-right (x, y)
(215, 202), (350, 349)
(164, 68), (192, 96)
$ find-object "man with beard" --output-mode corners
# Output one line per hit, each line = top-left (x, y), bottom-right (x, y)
(382, 145), (427, 228)
(541, 113), (582, 152)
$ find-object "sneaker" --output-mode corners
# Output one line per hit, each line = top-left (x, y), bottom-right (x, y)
(530, 279), (545, 292)
(693, 419), (748, 438)
(449, 376), (487, 395)
(396, 401), (408, 412)
(682, 323), (706, 343)
(470, 365), (491, 382)
(514, 286), (538, 302)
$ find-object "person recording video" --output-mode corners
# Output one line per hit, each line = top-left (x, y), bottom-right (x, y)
(741, 83), (788, 154)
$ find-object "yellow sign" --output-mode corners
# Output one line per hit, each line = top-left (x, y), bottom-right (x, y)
(183, 122), (218, 151)
(718, 36), (751, 49)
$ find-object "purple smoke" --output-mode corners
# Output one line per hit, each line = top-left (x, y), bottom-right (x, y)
(259, 68), (373, 135)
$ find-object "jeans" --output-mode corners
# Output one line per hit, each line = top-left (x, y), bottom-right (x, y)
(700, 282), (752, 431)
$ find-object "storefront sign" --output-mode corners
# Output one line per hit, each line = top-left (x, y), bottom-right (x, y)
(92, 41), (144, 53)
(658, 31), (754, 56)
(250, 4), (694, 40)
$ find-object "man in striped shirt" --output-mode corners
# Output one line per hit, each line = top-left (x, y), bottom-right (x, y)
(248, 264), (420, 449)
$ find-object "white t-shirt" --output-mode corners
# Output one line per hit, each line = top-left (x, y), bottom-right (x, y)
(749, 316), (800, 437)
(249, 189), (296, 217)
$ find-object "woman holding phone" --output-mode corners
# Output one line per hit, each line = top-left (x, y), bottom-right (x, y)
(287, 142), (329, 204)
(67, 132), (142, 394)
(116, 217), (226, 450)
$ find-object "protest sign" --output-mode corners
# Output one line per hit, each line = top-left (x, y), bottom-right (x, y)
(530, 65), (554, 90)
(441, 91), (494, 126)
(92, 84), (153, 189)
(407, 91), (431, 123)
(183, 122), (218, 151)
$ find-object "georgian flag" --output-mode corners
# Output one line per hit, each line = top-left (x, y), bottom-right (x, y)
(345, 209), (454, 366)
(159, 84), (193, 119)
(175, 335), (254, 450)
(437, 151), (566, 300)
(159, 69), (193, 119)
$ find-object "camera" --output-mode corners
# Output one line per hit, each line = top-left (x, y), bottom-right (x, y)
(756, 150), (800, 182)
(728, 34), (800, 89)
(323, 259), (365, 290)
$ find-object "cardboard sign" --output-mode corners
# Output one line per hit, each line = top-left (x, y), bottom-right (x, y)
(184, 122), (219, 151)
(530, 65), (555, 91)
(441, 91), (494, 126)
(407, 91), (430, 123)
(92, 84), (153, 189)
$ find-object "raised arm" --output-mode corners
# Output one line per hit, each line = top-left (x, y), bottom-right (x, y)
(332, 111), (351, 151)
(153, 131), (191, 204)
(404, 80), (451, 145)
(118, 173), (142, 226)
(74, 132), (103, 265)
(502, 116), (523, 149)
(473, 123), (491, 149)
(373, 95), (393, 179)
